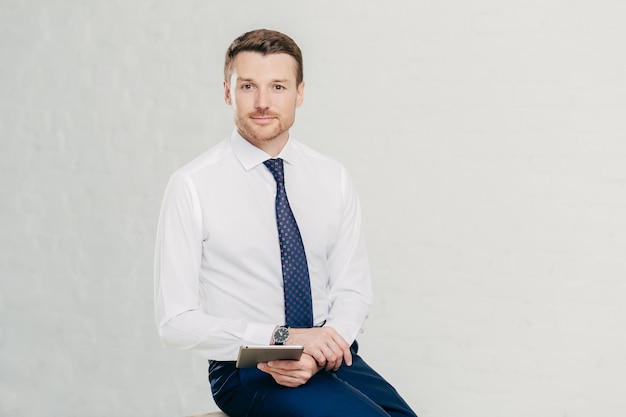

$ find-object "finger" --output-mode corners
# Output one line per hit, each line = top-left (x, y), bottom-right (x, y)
(278, 377), (304, 388)
(337, 339), (352, 367)
(303, 346), (327, 368)
(321, 347), (341, 370)
(323, 341), (350, 370)
(272, 370), (308, 387)
(326, 339), (349, 367)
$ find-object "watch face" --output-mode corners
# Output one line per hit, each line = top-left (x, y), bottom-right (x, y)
(274, 327), (290, 343)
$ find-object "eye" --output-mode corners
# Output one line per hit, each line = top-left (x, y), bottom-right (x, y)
(274, 85), (285, 91)
(241, 84), (254, 90)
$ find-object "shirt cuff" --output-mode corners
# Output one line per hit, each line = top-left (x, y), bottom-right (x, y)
(243, 322), (277, 346)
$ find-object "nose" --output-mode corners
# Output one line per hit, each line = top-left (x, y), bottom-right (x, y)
(255, 87), (270, 111)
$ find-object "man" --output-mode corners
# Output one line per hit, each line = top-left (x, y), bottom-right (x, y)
(154, 29), (417, 417)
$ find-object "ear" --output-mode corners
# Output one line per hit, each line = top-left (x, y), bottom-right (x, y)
(296, 81), (305, 108)
(224, 80), (232, 105)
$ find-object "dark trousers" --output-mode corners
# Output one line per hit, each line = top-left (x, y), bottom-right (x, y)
(209, 342), (417, 417)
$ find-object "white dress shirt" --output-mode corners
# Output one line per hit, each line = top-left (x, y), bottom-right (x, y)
(154, 130), (372, 360)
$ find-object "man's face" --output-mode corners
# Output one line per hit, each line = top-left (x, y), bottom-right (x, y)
(224, 51), (304, 153)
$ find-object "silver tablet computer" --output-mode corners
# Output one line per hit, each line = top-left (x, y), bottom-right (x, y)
(235, 345), (304, 368)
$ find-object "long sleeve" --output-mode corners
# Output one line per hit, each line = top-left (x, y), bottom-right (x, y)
(154, 173), (275, 360)
(322, 167), (373, 344)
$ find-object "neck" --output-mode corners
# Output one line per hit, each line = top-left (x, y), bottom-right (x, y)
(239, 130), (289, 157)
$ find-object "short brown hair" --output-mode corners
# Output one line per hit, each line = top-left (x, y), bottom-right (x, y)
(224, 29), (304, 86)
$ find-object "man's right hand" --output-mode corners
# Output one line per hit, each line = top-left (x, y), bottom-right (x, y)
(287, 327), (352, 371)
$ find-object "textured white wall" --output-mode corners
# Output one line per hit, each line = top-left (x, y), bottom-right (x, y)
(2, 1), (625, 416)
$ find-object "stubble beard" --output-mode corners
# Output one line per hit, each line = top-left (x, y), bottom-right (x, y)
(236, 112), (294, 145)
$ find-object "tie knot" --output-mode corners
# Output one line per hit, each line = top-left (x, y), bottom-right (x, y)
(264, 158), (284, 185)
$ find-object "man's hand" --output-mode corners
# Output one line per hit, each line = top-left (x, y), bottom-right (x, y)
(257, 353), (321, 387)
(287, 327), (352, 371)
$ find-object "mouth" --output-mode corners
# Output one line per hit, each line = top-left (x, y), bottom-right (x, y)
(250, 115), (277, 125)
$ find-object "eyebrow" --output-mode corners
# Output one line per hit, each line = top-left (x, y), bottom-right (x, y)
(236, 77), (289, 83)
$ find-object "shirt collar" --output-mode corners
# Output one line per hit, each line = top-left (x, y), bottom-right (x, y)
(230, 129), (297, 171)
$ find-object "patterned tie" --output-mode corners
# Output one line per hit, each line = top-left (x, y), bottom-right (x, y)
(264, 158), (314, 328)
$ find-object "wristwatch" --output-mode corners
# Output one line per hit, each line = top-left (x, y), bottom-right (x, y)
(273, 326), (290, 345)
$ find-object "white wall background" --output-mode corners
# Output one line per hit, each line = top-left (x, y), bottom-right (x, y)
(1, 1), (625, 416)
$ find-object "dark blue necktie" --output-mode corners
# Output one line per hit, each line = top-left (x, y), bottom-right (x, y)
(264, 158), (314, 328)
